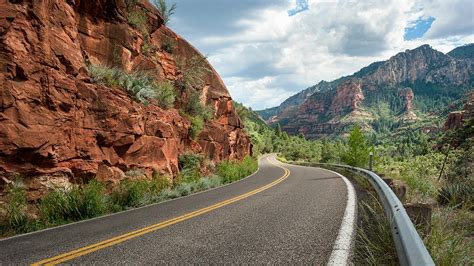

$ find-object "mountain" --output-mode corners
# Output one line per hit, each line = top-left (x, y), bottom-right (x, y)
(0, 0), (250, 199)
(258, 44), (474, 139)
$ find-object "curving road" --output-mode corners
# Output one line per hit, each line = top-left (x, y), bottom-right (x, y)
(0, 155), (355, 265)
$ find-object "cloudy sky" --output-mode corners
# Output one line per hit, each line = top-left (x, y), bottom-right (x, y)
(165, 0), (474, 110)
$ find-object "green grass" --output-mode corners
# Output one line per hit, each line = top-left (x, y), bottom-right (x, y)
(424, 206), (474, 265)
(39, 180), (107, 226)
(127, 9), (148, 36)
(354, 195), (398, 265)
(217, 156), (258, 184)
(4, 182), (29, 234)
(1, 157), (258, 237)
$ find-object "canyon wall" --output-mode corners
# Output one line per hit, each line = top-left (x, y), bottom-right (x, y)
(0, 0), (250, 198)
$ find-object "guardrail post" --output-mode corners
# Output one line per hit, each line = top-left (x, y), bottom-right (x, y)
(369, 152), (373, 171)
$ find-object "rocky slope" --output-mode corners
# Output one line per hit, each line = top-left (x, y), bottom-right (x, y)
(445, 92), (474, 130)
(259, 44), (474, 138)
(0, 0), (250, 199)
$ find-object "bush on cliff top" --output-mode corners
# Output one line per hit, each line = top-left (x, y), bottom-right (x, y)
(153, 0), (177, 25)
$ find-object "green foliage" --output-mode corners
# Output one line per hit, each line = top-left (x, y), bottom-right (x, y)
(424, 207), (474, 265)
(39, 181), (107, 225)
(187, 114), (205, 139)
(111, 175), (170, 208)
(181, 91), (214, 139)
(87, 65), (176, 108)
(5, 182), (29, 233)
(183, 90), (207, 116)
(153, 81), (176, 109)
(127, 9), (148, 36)
(141, 41), (157, 56)
(179, 153), (203, 170)
(88, 64), (121, 87)
(153, 0), (177, 25)
(342, 124), (370, 167)
(355, 196), (398, 265)
(438, 182), (473, 208)
(216, 156), (257, 184)
(111, 179), (152, 208)
(178, 56), (210, 91)
(162, 37), (175, 53)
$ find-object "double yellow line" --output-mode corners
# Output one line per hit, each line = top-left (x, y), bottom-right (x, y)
(32, 157), (290, 265)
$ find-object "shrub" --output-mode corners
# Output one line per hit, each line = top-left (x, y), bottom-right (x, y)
(111, 179), (150, 208)
(88, 65), (121, 87)
(177, 168), (201, 184)
(152, 81), (176, 109)
(178, 56), (210, 91)
(127, 9), (148, 34)
(5, 182), (30, 233)
(217, 156), (257, 184)
(116, 73), (157, 104)
(152, 171), (171, 191)
(187, 115), (205, 139)
(437, 182), (473, 208)
(153, 0), (177, 25)
(142, 41), (157, 56)
(162, 37), (175, 53)
(178, 153), (203, 170)
(88, 65), (177, 108)
(39, 180), (107, 225)
(111, 175), (170, 208)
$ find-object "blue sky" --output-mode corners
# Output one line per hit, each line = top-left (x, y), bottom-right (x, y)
(166, 0), (474, 110)
(404, 17), (436, 40)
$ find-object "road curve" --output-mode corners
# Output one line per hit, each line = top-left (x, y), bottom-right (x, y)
(0, 155), (353, 265)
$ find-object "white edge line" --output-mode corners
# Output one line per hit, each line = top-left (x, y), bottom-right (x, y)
(274, 158), (357, 265)
(323, 168), (357, 266)
(0, 155), (266, 242)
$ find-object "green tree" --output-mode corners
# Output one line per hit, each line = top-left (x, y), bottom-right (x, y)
(342, 124), (369, 167)
(153, 0), (177, 25)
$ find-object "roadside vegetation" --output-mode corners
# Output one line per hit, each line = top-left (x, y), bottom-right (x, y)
(0, 155), (257, 237)
(235, 102), (473, 265)
(88, 64), (176, 108)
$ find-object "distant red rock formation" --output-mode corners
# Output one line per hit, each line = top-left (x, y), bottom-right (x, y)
(445, 91), (474, 129)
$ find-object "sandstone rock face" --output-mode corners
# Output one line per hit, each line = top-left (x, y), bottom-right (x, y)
(260, 44), (473, 138)
(0, 0), (250, 195)
(398, 88), (414, 112)
(445, 92), (474, 129)
(362, 45), (473, 86)
(330, 81), (364, 114)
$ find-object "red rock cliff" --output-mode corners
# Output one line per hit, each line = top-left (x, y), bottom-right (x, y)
(0, 0), (251, 193)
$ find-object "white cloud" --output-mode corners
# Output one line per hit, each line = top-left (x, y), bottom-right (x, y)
(226, 77), (295, 109)
(171, 0), (474, 110)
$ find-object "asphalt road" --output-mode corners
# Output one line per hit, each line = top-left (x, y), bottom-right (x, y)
(0, 155), (352, 265)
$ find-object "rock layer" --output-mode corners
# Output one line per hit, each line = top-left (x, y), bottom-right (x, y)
(260, 44), (474, 138)
(0, 0), (250, 196)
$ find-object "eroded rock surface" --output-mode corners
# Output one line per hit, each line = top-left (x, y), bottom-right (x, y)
(0, 0), (250, 197)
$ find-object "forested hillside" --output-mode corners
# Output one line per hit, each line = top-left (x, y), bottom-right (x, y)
(258, 44), (473, 139)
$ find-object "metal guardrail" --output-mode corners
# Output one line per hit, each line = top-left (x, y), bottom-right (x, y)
(297, 162), (435, 266)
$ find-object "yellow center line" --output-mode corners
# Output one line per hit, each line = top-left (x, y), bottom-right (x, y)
(32, 157), (290, 266)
